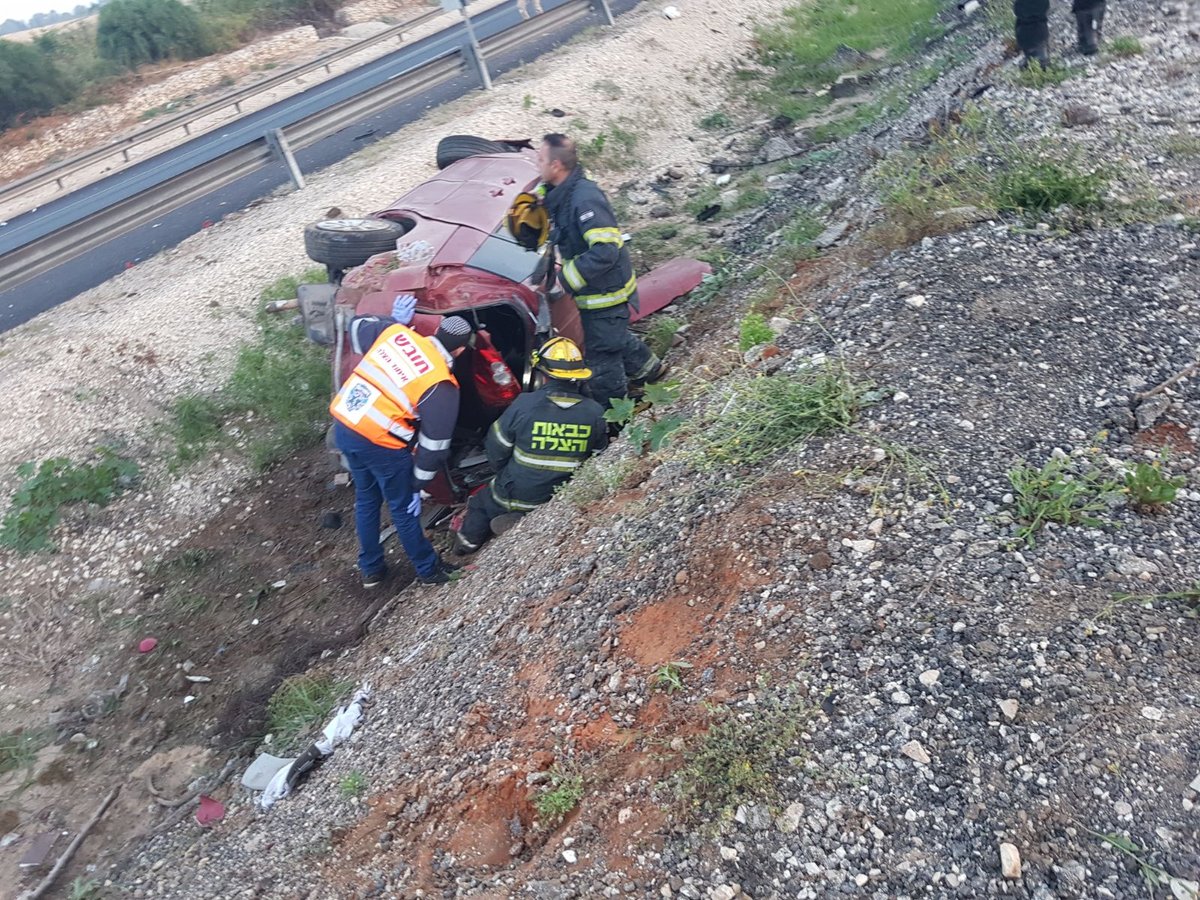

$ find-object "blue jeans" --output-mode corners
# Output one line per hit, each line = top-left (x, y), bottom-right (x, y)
(334, 422), (440, 578)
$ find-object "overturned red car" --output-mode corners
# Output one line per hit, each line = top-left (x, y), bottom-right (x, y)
(296, 135), (709, 512)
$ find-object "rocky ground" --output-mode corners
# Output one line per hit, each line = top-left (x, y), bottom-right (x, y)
(3, 0), (1200, 897)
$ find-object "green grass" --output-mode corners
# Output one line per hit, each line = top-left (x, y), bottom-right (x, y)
(699, 111), (732, 130)
(992, 158), (1108, 213)
(875, 107), (1112, 242)
(171, 268), (330, 470)
(1008, 454), (1122, 547)
(533, 767), (583, 822)
(266, 674), (352, 752)
(699, 367), (862, 467)
(738, 313), (775, 351)
(0, 729), (48, 775)
(1164, 131), (1200, 158)
(0, 449), (139, 553)
(758, 0), (944, 119)
(339, 769), (367, 799)
(1016, 60), (1074, 88)
(555, 456), (635, 509)
(1107, 35), (1143, 57)
(671, 696), (803, 827)
(781, 208), (823, 254)
(579, 123), (640, 171)
(645, 316), (683, 359)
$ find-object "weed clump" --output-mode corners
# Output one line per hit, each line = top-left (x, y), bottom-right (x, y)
(1124, 459), (1184, 512)
(533, 767), (583, 822)
(992, 157), (1107, 213)
(700, 367), (862, 467)
(0, 449), (139, 552)
(0, 729), (48, 775)
(738, 313), (775, 351)
(671, 696), (804, 827)
(266, 674), (352, 752)
(1008, 454), (1121, 546)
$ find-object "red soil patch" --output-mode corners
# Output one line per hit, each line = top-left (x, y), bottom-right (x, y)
(1134, 421), (1195, 454)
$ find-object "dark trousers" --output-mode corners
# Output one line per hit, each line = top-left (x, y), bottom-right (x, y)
(459, 484), (514, 548)
(579, 303), (658, 409)
(334, 422), (440, 579)
(1013, 0), (1106, 51)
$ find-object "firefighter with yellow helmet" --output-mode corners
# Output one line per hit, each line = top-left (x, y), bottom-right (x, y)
(455, 337), (607, 553)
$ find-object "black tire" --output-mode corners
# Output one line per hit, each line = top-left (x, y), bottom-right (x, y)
(436, 135), (513, 170)
(303, 218), (410, 270)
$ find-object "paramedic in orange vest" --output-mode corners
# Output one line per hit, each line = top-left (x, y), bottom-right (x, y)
(330, 302), (472, 588)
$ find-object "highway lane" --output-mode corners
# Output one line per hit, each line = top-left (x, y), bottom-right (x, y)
(0, 0), (633, 332)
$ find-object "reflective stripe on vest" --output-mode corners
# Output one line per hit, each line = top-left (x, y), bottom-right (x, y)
(574, 271), (637, 311)
(329, 324), (457, 450)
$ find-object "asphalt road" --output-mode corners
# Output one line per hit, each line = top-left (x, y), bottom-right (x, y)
(0, 0), (634, 333)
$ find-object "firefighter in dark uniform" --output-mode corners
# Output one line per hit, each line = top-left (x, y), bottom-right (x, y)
(536, 133), (664, 409)
(454, 337), (607, 553)
(1014, 0), (1106, 67)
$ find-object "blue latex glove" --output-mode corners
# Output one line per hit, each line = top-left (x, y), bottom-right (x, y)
(392, 293), (417, 325)
(406, 491), (422, 517)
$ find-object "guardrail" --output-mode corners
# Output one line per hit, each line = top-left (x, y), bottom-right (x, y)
(0, 0), (610, 296)
(0, 6), (444, 210)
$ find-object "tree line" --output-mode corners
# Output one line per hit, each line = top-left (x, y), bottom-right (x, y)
(0, 0), (344, 131)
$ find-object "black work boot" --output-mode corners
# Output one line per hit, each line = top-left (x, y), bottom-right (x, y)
(1076, 11), (1099, 55)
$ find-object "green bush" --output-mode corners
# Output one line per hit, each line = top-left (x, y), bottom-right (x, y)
(0, 40), (77, 129)
(0, 450), (139, 553)
(98, 0), (214, 69)
(1008, 454), (1121, 547)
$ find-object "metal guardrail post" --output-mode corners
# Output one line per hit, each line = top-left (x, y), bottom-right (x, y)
(265, 128), (305, 190)
(593, 0), (615, 26)
(444, 0), (491, 90)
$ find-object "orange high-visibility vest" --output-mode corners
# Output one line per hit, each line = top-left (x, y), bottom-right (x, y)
(330, 324), (458, 450)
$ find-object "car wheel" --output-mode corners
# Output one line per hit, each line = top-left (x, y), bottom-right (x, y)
(303, 218), (410, 270)
(436, 135), (515, 170)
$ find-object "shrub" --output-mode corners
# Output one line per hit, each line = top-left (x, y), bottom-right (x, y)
(98, 0), (214, 69)
(0, 40), (77, 129)
(992, 158), (1107, 213)
(533, 767), (583, 822)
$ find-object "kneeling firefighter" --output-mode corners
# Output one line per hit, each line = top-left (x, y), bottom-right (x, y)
(455, 337), (607, 553)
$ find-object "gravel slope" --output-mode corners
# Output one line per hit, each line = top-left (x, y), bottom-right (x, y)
(106, 1), (1200, 899)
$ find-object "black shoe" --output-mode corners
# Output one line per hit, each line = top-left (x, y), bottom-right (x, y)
(438, 557), (462, 573)
(361, 568), (387, 589)
(490, 513), (524, 536)
(454, 533), (482, 555)
(416, 569), (450, 585)
(1076, 12), (1099, 55)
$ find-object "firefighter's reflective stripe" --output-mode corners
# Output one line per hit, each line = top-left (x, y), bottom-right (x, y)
(562, 258), (586, 291)
(513, 447), (583, 472)
(489, 419), (514, 449)
(632, 352), (660, 380)
(492, 488), (541, 511)
(418, 434), (451, 452)
(329, 324), (456, 450)
(413, 464), (437, 481)
(574, 271), (637, 311)
(583, 226), (624, 247)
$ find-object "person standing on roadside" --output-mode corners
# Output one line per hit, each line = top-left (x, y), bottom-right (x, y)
(330, 298), (472, 588)
(536, 133), (667, 409)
